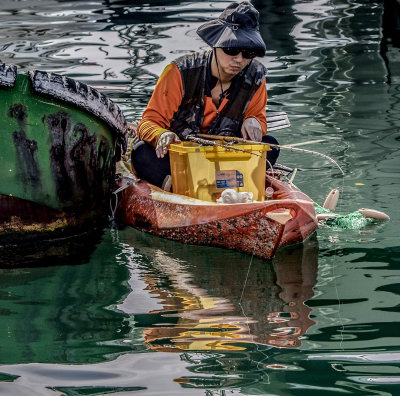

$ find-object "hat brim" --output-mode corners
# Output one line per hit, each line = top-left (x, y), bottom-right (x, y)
(197, 20), (266, 57)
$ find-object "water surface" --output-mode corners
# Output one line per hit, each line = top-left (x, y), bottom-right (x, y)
(0, 0), (399, 395)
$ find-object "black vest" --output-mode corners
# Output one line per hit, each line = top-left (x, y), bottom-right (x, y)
(169, 51), (266, 138)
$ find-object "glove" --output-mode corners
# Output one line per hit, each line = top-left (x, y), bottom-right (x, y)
(155, 131), (181, 158)
(241, 117), (263, 142)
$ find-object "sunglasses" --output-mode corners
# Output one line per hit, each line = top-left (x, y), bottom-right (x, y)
(221, 47), (257, 59)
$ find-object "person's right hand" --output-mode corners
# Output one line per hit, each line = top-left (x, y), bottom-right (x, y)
(241, 117), (262, 142)
(155, 131), (181, 158)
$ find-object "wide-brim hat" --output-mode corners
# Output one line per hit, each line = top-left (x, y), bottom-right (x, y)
(197, 1), (266, 57)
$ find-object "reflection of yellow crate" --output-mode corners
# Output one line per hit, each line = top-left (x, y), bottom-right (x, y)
(169, 142), (269, 202)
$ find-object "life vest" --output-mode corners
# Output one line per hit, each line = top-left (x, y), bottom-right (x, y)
(169, 51), (266, 138)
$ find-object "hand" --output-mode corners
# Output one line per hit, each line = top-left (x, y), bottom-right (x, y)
(241, 117), (262, 142)
(156, 131), (181, 158)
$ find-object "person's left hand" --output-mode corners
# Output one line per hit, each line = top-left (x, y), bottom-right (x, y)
(241, 117), (262, 142)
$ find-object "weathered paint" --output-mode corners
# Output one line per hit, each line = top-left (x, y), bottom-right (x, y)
(0, 221), (104, 267)
(114, 175), (318, 260)
(1, 74), (118, 210)
(29, 69), (127, 149)
(0, 191), (97, 247)
(0, 66), (127, 245)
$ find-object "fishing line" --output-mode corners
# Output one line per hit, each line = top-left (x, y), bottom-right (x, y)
(109, 194), (119, 224)
(109, 178), (135, 225)
(238, 299), (272, 372)
(331, 248), (345, 351)
(239, 254), (254, 305)
(186, 135), (276, 176)
(195, 134), (345, 176)
(330, 162), (346, 351)
(319, 162), (345, 349)
(329, 143), (345, 341)
(238, 242), (272, 374)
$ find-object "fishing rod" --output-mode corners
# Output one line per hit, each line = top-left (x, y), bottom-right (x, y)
(185, 135), (275, 174)
(127, 122), (343, 174)
(186, 135), (267, 160)
(196, 133), (345, 176)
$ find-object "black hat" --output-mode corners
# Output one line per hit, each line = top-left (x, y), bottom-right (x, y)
(197, 1), (266, 57)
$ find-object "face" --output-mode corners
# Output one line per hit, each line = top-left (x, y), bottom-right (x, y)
(214, 47), (252, 78)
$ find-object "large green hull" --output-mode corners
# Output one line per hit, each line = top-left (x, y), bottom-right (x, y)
(0, 65), (127, 247)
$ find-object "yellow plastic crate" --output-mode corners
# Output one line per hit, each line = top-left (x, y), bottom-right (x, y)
(169, 141), (269, 202)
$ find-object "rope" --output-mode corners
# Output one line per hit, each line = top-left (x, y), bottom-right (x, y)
(278, 145), (344, 175)
(109, 179), (135, 226)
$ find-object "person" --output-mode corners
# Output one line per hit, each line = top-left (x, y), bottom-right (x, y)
(132, 1), (279, 188)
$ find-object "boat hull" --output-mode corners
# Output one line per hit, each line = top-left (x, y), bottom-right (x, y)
(114, 175), (318, 260)
(0, 64), (127, 247)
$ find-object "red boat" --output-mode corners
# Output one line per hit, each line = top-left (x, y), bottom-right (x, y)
(113, 172), (318, 260)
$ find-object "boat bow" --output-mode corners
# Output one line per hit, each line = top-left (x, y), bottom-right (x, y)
(114, 174), (318, 260)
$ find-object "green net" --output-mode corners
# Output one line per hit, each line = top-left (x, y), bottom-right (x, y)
(314, 203), (375, 230)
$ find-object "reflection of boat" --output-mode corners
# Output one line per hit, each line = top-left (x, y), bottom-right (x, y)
(0, 63), (127, 249)
(0, 227), (104, 268)
(114, 172), (318, 260)
(0, 229), (132, 364)
(118, 227), (319, 353)
(258, 235), (318, 348)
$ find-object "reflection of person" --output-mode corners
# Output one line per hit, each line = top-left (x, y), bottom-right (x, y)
(135, 234), (318, 354)
(131, 1), (280, 188)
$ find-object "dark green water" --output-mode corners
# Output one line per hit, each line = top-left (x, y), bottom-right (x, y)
(0, 0), (399, 395)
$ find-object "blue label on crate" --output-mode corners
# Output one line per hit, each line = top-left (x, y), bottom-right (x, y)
(215, 170), (244, 188)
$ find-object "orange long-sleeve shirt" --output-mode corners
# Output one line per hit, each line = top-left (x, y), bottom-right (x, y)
(137, 62), (267, 147)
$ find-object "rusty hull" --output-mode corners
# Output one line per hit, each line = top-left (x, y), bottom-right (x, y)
(114, 175), (318, 260)
(0, 193), (104, 244)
